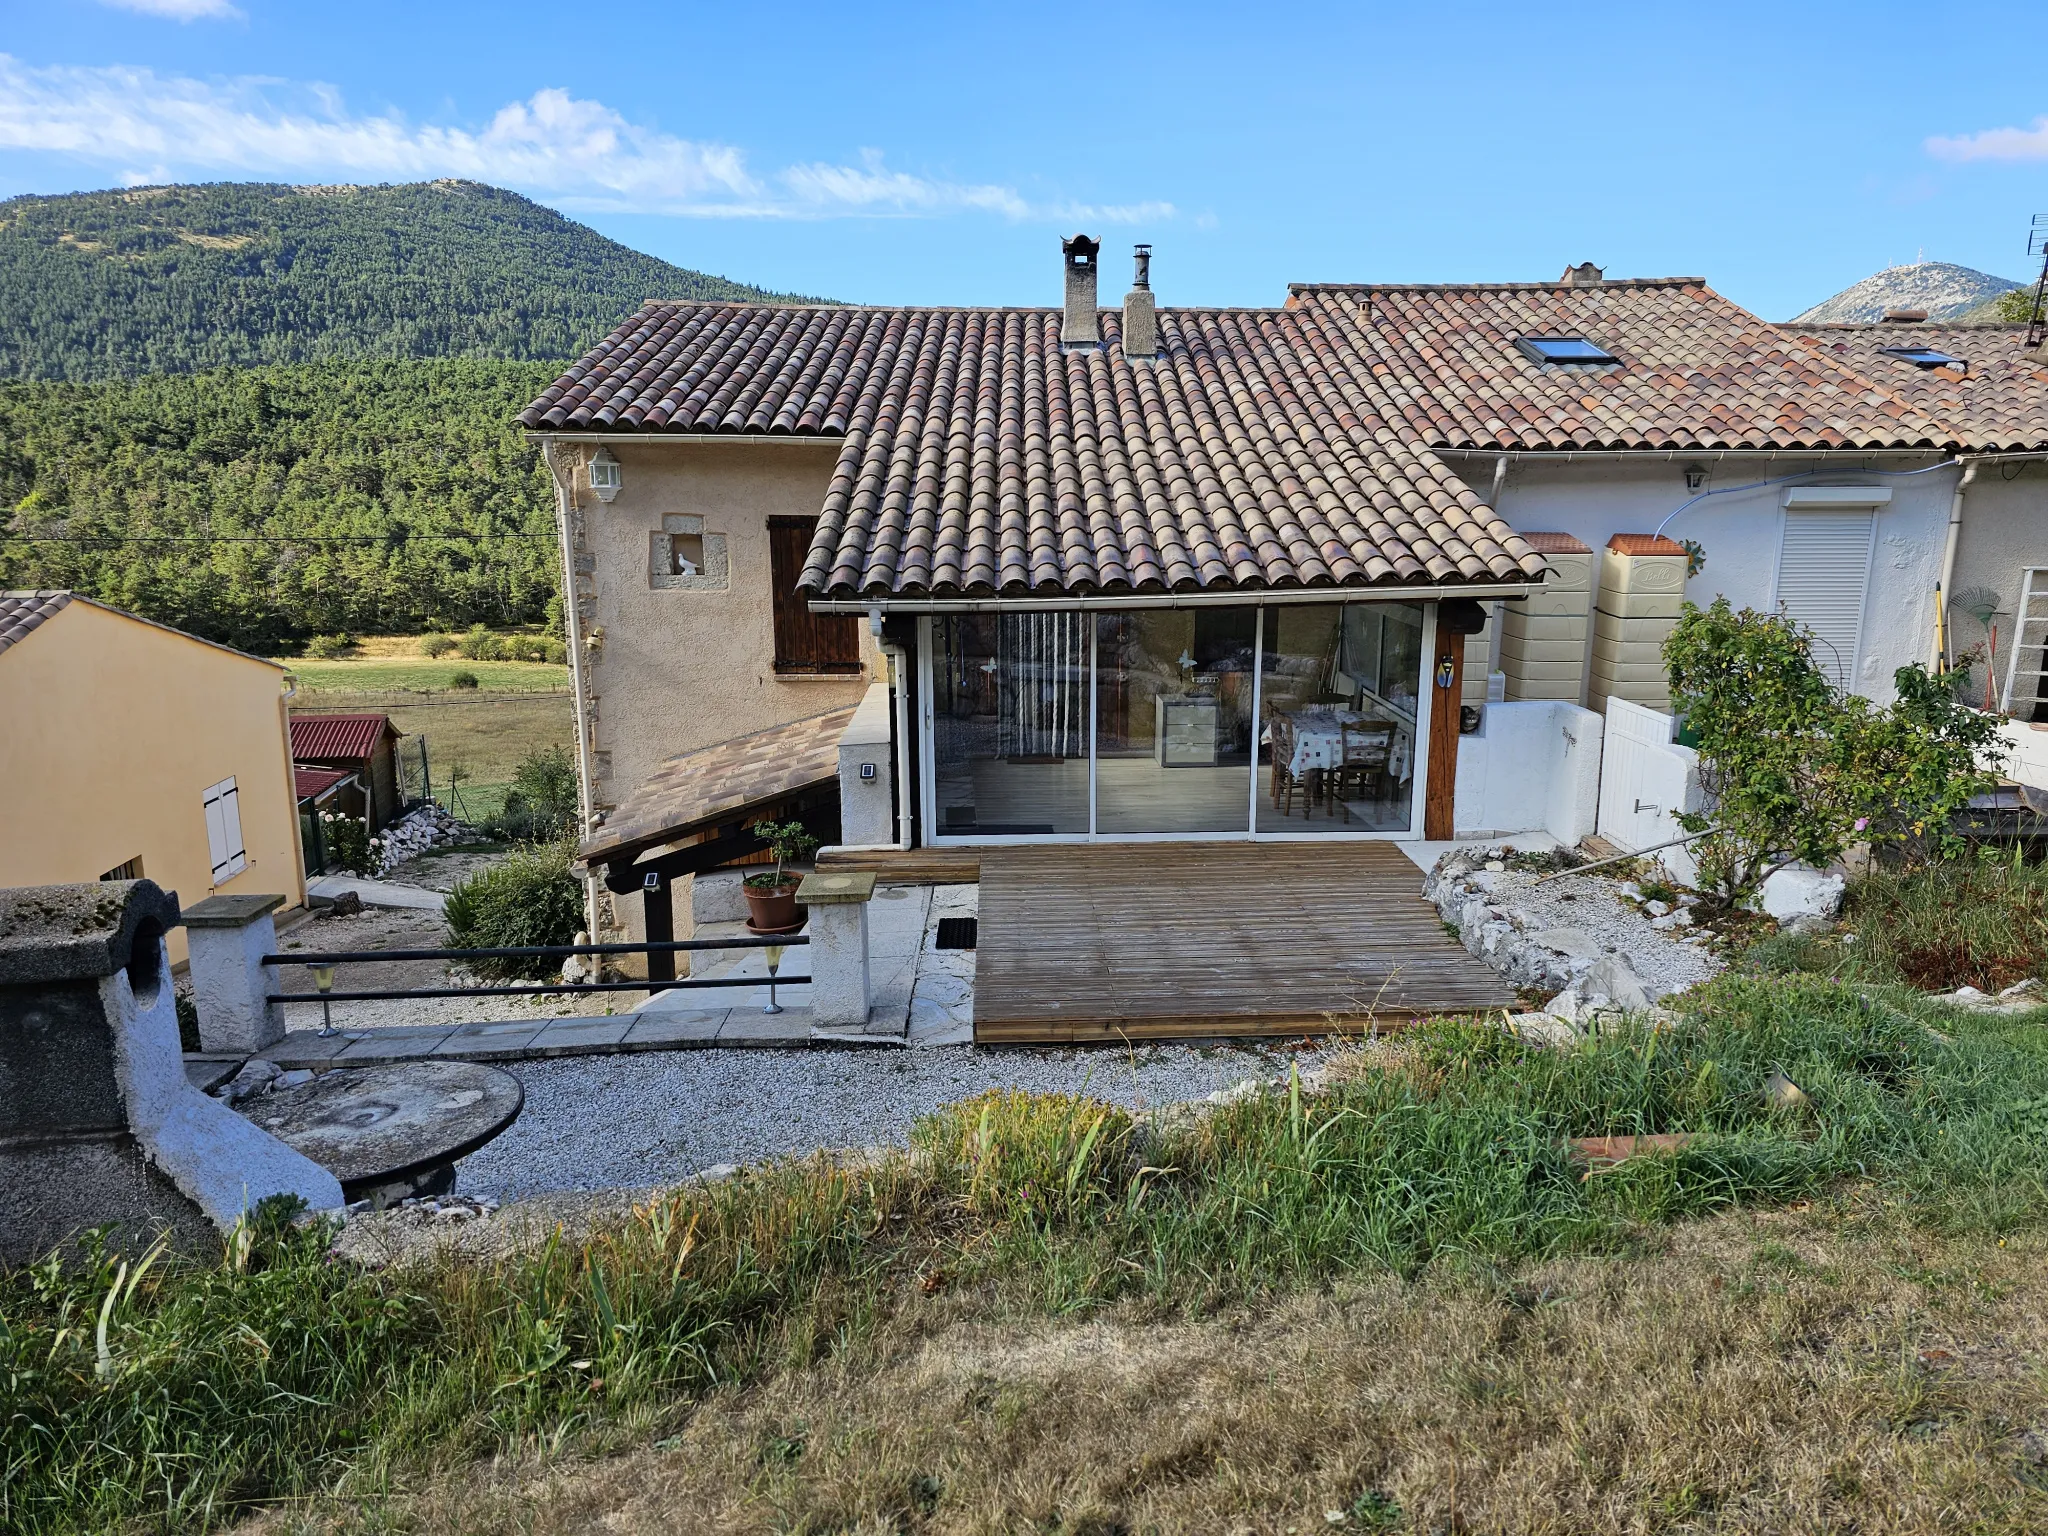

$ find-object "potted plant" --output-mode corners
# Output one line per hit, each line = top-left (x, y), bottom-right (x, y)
(742, 819), (820, 933)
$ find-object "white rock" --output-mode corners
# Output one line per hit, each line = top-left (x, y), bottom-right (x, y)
(2000, 979), (2041, 999)
(1650, 910), (1693, 931)
(1759, 864), (1845, 923)
(1527, 927), (1602, 960)
(1644, 899), (1671, 917)
(1485, 859), (1506, 873)
(273, 1068), (315, 1089)
(1583, 953), (1658, 1012)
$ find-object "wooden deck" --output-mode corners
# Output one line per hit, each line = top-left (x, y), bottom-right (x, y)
(974, 842), (1517, 1042)
(816, 846), (981, 883)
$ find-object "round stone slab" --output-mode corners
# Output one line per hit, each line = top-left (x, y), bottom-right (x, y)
(245, 1060), (523, 1202)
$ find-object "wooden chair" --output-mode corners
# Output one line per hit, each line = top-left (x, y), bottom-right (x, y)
(1268, 712), (1307, 817)
(1330, 723), (1394, 820)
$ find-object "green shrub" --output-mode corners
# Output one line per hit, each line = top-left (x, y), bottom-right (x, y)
(484, 746), (580, 843)
(457, 623), (504, 661)
(444, 842), (583, 979)
(744, 819), (821, 891)
(447, 669), (480, 690)
(418, 633), (457, 658)
(317, 811), (374, 875)
(542, 637), (568, 664)
(302, 633), (353, 659)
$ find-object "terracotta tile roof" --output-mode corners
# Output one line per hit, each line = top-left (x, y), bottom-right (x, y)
(578, 707), (855, 868)
(0, 590), (73, 657)
(1285, 280), (1950, 452)
(1521, 531), (1591, 555)
(290, 713), (398, 762)
(522, 303), (1545, 600)
(1782, 323), (2048, 450)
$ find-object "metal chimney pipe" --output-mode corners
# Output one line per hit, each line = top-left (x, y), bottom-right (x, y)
(1061, 234), (1101, 351)
(1123, 243), (1157, 362)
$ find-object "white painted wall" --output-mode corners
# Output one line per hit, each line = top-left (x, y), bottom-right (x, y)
(1592, 699), (1703, 884)
(1453, 701), (1603, 843)
(1448, 454), (1958, 704)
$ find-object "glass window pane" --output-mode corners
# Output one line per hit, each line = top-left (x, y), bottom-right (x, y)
(1257, 601), (1423, 833)
(1094, 608), (1255, 834)
(930, 613), (1090, 837)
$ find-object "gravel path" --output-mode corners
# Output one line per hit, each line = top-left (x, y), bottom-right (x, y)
(457, 1042), (1323, 1203)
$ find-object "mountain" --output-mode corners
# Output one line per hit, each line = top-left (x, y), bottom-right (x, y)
(1791, 261), (2024, 324)
(0, 180), (818, 381)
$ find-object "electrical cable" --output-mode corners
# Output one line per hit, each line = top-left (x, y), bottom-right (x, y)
(1652, 458), (1961, 541)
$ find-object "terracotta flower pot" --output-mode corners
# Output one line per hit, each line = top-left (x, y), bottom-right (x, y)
(743, 878), (803, 934)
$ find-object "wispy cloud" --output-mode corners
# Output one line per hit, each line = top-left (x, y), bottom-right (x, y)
(0, 56), (1172, 225)
(95, 0), (242, 20)
(1926, 117), (2048, 163)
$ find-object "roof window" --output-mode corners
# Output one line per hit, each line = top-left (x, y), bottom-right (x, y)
(1879, 345), (1965, 371)
(1515, 336), (1617, 366)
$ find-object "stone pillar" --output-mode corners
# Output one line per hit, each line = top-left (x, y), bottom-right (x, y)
(0, 881), (342, 1263)
(1589, 534), (1688, 714)
(182, 892), (288, 1054)
(795, 871), (879, 1032)
(1501, 533), (1594, 702)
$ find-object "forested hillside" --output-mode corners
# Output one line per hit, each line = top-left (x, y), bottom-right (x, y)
(0, 360), (564, 652)
(0, 180), (813, 381)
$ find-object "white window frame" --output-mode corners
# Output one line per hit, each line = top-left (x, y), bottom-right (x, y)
(202, 777), (247, 884)
(917, 601), (1436, 846)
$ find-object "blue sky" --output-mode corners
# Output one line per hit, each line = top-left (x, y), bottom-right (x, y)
(3, 0), (2047, 319)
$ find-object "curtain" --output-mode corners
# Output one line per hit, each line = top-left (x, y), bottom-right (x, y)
(998, 610), (1090, 760)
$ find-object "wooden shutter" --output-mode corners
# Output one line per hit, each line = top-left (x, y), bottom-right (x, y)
(203, 777), (247, 883)
(768, 517), (862, 674)
(1775, 510), (1874, 691)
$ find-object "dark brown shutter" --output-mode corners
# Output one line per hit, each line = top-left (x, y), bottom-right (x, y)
(769, 517), (862, 674)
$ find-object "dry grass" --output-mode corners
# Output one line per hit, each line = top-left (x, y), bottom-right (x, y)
(252, 1204), (2048, 1535)
(294, 689), (574, 816)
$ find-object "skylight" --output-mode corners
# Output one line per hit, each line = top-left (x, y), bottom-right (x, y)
(1879, 345), (1964, 370)
(1516, 336), (1617, 366)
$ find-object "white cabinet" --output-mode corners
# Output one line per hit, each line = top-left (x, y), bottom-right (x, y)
(1155, 695), (1221, 767)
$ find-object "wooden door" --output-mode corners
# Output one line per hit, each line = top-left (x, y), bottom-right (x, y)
(768, 517), (862, 674)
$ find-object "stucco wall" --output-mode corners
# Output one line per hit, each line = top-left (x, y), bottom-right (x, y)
(573, 439), (879, 807)
(1450, 454), (1956, 704)
(0, 603), (305, 962)
(1947, 465), (2048, 710)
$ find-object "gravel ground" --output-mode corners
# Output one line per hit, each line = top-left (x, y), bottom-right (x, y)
(1473, 861), (1723, 998)
(456, 1042), (1327, 1204)
(375, 842), (509, 894)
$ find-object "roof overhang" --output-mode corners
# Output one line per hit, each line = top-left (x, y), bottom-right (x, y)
(806, 580), (1543, 615)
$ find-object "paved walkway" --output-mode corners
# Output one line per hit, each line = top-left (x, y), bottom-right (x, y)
(254, 882), (978, 1072)
(307, 874), (449, 912)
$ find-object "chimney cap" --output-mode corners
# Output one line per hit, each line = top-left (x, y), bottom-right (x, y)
(1562, 262), (1604, 287)
(1881, 307), (1929, 323)
(1132, 243), (1152, 290)
(1062, 234), (1101, 266)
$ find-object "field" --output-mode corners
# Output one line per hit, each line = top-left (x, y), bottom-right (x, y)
(284, 646), (575, 820)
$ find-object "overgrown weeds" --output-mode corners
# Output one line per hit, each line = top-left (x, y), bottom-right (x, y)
(10, 977), (2048, 1531)
(1846, 847), (2048, 991)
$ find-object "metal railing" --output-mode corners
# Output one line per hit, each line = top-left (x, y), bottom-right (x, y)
(262, 935), (810, 1030)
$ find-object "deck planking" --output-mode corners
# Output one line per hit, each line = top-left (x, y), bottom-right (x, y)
(974, 841), (1516, 1042)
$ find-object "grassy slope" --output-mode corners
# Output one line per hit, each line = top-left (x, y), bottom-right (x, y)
(0, 180), (817, 382)
(9, 974), (2048, 1533)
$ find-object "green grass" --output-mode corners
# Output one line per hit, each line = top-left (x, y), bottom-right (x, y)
(1841, 849), (2048, 992)
(9, 976), (2048, 1532)
(283, 657), (569, 694)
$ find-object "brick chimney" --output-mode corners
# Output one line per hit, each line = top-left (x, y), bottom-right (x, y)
(1062, 234), (1101, 351)
(1122, 244), (1157, 362)
(1561, 262), (1604, 287)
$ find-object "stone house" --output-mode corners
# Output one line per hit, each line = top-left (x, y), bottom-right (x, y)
(519, 248), (2047, 949)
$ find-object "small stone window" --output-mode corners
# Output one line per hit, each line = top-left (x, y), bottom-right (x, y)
(649, 514), (729, 591)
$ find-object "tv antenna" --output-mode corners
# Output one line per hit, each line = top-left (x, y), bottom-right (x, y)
(2026, 214), (2048, 350)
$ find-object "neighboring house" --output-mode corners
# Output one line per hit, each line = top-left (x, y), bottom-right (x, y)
(292, 765), (362, 874)
(289, 713), (403, 832)
(0, 590), (306, 962)
(520, 247), (2047, 945)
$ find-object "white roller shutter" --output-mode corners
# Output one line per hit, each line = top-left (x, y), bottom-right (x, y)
(202, 777), (247, 883)
(1775, 510), (1874, 691)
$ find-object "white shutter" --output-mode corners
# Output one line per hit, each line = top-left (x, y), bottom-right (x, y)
(202, 778), (247, 883)
(1775, 511), (1874, 691)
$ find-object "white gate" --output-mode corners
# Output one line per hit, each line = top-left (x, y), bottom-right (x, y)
(1596, 698), (1694, 854)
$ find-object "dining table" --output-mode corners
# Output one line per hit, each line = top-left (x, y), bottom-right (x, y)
(1275, 707), (1413, 788)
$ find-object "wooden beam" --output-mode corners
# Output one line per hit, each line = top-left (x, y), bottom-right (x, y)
(641, 874), (675, 984)
(1424, 628), (1465, 840)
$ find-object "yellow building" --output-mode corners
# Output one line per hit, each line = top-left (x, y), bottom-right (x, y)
(0, 591), (306, 962)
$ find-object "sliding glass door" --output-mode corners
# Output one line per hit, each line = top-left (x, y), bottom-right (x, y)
(926, 600), (1429, 841)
